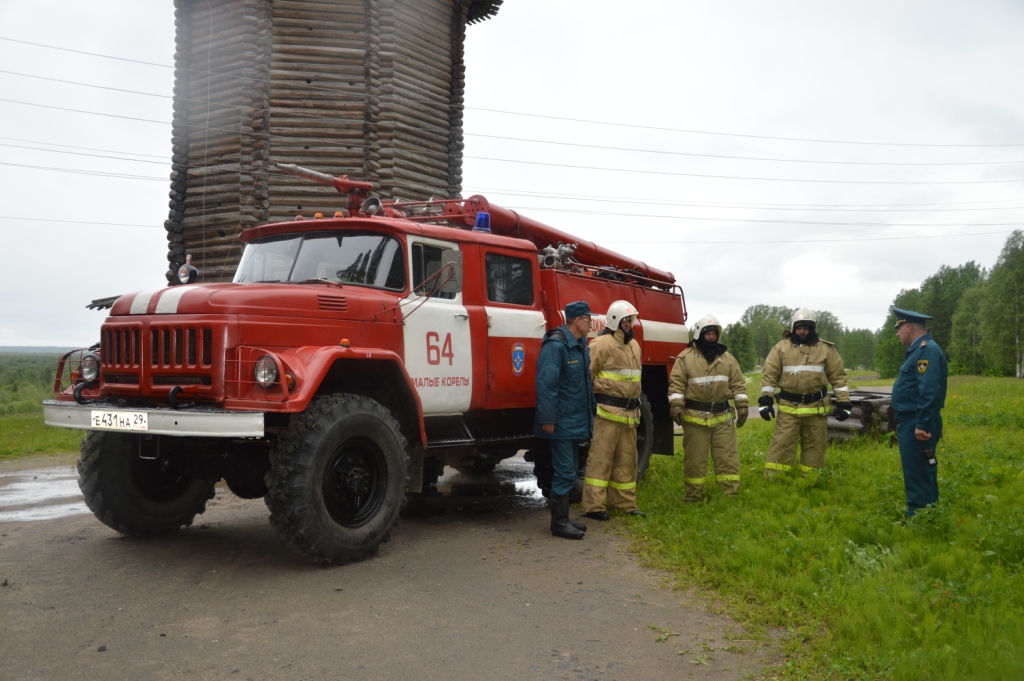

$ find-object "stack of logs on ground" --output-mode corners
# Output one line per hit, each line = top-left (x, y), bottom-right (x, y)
(826, 390), (897, 442)
(165, 0), (504, 282)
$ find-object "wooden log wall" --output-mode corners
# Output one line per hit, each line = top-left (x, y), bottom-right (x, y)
(165, 0), (501, 283)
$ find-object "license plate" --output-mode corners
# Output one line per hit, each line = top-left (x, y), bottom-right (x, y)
(90, 410), (149, 432)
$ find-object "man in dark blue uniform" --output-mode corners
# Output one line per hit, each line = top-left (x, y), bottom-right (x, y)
(535, 301), (597, 539)
(891, 307), (948, 517)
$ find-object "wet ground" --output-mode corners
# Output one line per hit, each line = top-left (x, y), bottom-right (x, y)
(1, 453), (773, 680)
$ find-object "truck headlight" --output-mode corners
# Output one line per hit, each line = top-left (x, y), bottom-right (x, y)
(80, 353), (100, 382)
(254, 355), (279, 386)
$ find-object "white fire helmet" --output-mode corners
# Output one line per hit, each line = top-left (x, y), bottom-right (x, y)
(791, 307), (817, 332)
(694, 314), (722, 340)
(606, 300), (639, 330)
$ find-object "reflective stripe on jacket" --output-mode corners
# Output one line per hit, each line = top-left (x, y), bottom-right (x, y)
(668, 347), (747, 425)
(590, 328), (643, 426)
(760, 337), (849, 416)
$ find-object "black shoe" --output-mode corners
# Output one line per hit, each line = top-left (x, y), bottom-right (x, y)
(627, 509), (645, 517)
(583, 511), (610, 521)
(550, 495), (585, 540)
(569, 518), (587, 532)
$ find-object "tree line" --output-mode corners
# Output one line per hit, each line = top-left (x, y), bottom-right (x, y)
(717, 230), (1024, 379)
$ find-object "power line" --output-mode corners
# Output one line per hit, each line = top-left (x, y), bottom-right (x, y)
(466, 155), (1024, 185)
(0, 216), (160, 228)
(598, 230), (1016, 245)
(6, 97), (1021, 186)
(0, 142), (168, 165)
(4, 34), (1023, 149)
(0, 161), (164, 181)
(466, 188), (1024, 213)
(6, 68), (1024, 168)
(0, 135), (166, 159)
(503, 205), (1024, 227)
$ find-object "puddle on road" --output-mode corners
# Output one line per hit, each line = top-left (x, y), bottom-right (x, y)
(0, 455), (547, 523)
(0, 468), (90, 522)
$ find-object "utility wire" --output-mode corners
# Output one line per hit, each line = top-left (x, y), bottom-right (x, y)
(0, 142), (168, 165)
(0, 135), (166, 159)
(5, 97), (1022, 186)
(0, 161), (164, 181)
(466, 155), (1024, 185)
(3, 34), (1023, 149)
(4, 68), (1023, 167)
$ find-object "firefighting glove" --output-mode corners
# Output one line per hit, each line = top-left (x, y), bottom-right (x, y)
(758, 395), (775, 421)
(670, 403), (685, 427)
(835, 403), (852, 422)
(735, 405), (748, 429)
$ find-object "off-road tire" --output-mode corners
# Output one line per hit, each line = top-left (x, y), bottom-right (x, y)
(265, 394), (410, 565)
(77, 430), (216, 535)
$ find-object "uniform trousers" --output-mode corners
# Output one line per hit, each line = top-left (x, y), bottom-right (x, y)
(548, 438), (582, 497)
(895, 412), (941, 516)
(682, 418), (740, 500)
(765, 412), (828, 475)
(581, 417), (638, 512)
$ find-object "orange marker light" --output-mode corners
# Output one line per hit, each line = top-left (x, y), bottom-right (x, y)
(340, 339), (351, 347)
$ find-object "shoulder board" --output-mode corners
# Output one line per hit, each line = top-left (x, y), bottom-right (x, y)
(919, 339), (929, 348)
(820, 339), (835, 346)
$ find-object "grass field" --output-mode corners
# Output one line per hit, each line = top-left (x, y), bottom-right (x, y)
(631, 375), (1024, 680)
(0, 353), (82, 460)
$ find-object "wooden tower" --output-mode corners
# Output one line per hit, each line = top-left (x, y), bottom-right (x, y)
(165, 0), (503, 281)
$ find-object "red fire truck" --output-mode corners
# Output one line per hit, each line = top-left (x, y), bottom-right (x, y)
(44, 165), (688, 564)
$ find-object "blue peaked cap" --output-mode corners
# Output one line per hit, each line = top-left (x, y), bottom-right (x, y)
(565, 301), (592, 320)
(892, 306), (933, 328)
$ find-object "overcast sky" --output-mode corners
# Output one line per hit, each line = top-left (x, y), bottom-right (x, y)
(1, 0), (1023, 346)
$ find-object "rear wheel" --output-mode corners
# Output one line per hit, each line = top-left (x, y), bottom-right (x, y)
(77, 431), (216, 535)
(265, 394), (409, 565)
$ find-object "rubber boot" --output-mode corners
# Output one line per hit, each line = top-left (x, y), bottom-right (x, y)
(550, 494), (584, 540)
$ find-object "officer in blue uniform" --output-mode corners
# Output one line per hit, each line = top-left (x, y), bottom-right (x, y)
(535, 301), (597, 539)
(890, 307), (948, 517)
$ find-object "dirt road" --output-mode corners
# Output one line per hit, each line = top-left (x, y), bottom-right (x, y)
(1, 453), (772, 680)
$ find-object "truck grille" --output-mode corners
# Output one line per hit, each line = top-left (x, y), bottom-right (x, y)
(102, 327), (142, 368)
(149, 326), (214, 368)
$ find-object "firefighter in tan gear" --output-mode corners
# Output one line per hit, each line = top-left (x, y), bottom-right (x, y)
(759, 308), (851, 475)
(581, 300), (645, 520)
(668, 314), (748, 501)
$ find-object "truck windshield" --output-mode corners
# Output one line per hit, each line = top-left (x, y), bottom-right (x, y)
(234, 232), (406, 291)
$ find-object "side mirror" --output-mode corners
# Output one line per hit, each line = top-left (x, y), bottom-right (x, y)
(439, 250), (464, 294)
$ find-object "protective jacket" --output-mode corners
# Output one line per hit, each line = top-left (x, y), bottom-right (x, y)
(590, 328), (643, 426)
(534, 325), (596, 439)
(669, 345), (747, 425)
(760, 337), (849, 416)
(892, 333), (947, 433)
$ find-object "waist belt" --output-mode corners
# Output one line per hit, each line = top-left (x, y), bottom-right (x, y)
(684, 399), (731, 413)
(777, 388), (827, 404)
(595, 393), (640, 410)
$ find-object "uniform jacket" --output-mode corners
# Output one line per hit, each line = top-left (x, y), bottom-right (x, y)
(590, 328), (643, 426)
(892, 333), (948, 434)
(668, 346), (747, 425)
(534, 324), (596, 439)
(760, 337), (849, 416)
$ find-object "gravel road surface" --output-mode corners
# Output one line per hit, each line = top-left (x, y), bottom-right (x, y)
(1, 453), (773, 680)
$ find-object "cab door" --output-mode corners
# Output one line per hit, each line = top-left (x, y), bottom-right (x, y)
(401, 237), (473, 415)
(482, 248), (546, 410)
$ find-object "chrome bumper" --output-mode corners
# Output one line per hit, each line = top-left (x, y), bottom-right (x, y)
(43, 400), (265, 438)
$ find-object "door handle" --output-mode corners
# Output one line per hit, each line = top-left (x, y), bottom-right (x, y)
(454, 313), (469, 319)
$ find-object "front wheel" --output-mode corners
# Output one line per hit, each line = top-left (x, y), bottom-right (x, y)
(77, 431), (216, 535)
(265, 394), (410, 565)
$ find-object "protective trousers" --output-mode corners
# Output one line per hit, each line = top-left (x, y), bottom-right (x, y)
(765, 412), (828, 475)
(581, 416), (638, 512)
(549, 438), (582, 497)
(895, 414), (941, 516)
(682, 419), (739, 500)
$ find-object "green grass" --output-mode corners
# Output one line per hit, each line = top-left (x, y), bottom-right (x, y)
(0, 352), (82, 460)
(0, 413), (82, 460)
(631, 376), (1024, 680)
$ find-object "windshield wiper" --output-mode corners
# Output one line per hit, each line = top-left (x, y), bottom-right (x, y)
(292, 278), (343, 288)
